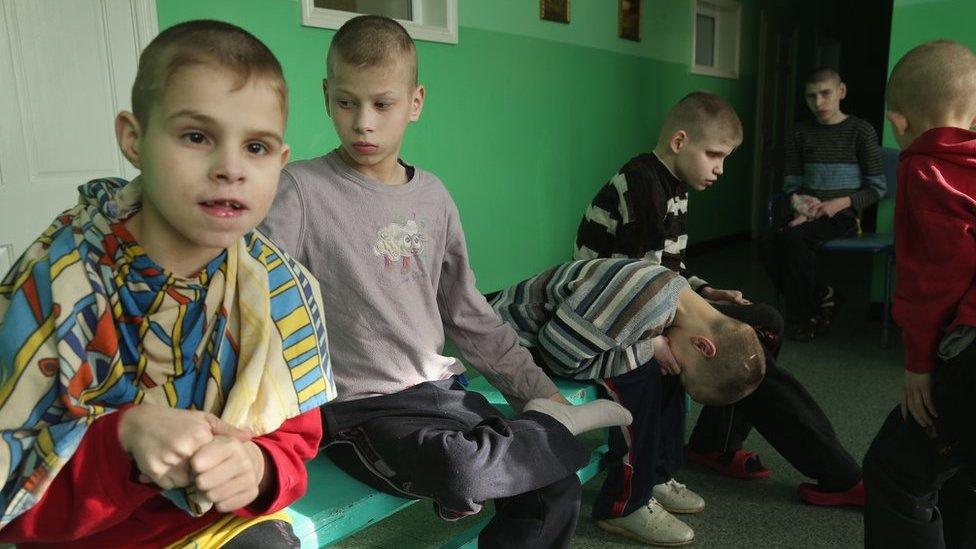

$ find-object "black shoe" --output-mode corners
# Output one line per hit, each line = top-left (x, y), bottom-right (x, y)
(789, 319), (818, 342)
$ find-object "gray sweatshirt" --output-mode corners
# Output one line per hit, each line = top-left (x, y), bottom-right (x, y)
(259, 151), (559, 403)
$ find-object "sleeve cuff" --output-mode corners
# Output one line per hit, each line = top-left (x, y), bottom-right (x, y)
(687, 277), (709, 291)
(98, 407), (160, 506)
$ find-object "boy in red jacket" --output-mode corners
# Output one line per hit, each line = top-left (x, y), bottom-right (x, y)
(863, 40), (976, 549)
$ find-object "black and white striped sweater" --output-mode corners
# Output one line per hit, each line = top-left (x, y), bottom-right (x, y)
(574, 152), (708, 290)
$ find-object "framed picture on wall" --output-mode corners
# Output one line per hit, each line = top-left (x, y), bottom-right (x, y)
(540, 0), (570, 24)
(619, 0), (641, 42)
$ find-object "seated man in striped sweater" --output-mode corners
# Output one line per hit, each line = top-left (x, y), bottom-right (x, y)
(490, 259), (766, 547)
(761, 67), (886, 342)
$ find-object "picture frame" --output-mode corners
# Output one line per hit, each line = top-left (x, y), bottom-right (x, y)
(540, 0), (570, 24)
(619, 0), (641, 42)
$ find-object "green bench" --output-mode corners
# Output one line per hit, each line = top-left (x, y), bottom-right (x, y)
(285, 377), (608, 548)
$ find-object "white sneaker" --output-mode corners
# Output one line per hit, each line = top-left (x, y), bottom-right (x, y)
(596, 498), (695, 547)
(653, 479), (706, 514)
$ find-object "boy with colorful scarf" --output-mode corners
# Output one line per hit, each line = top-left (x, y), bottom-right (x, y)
(0, 20), (336, 547)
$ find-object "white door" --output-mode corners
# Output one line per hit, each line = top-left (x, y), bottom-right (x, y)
(0, 0), (157, 275)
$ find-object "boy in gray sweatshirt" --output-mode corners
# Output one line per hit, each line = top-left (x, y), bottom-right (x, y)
(259, 16), (630, 548)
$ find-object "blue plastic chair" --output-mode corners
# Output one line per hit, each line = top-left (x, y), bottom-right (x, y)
(766, 147), (899, 347)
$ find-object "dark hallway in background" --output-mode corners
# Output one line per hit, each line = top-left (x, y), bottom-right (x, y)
(752, 0), (894, 236)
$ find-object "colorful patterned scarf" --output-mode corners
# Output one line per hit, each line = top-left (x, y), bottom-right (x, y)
(0, 178), (336, 526)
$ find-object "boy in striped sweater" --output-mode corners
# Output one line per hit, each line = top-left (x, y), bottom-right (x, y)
(490, 259), (765, 547)
(761, 68), (886, 342)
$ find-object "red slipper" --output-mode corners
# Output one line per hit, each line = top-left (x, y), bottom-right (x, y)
(798, 480), (865, 507)
(684, 446), (771, 480)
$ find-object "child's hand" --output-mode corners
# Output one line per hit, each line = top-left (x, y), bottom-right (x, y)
(812, 196), (852, 218)
(788, 214), (809, 227)
(652, 335), (681, 376)
(901, 371), (938, 435)
(191, 436), (268, 512)
(699, 287), (751, 305)
(119, 404), (251, 490)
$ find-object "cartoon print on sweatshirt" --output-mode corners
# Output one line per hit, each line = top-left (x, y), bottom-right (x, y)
(373, 214), (428, 274)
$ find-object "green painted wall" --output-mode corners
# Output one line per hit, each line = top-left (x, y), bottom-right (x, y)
(157, 0), (762, 290)
(871, 0), (976, 298)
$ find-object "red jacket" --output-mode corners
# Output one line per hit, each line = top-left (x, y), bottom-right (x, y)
(0, 408), (322, 548)
(893, 126), (976, 373)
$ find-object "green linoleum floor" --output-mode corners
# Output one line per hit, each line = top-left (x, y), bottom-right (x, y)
(333, 240), (900, 548)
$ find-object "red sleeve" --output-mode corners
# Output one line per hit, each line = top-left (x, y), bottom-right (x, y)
(892, 165), (976, 374)
(236, 409), (323, 517)
(0, 407), (159, 542)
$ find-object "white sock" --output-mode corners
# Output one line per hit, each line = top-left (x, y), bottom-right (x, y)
(523, 398), (633, 435)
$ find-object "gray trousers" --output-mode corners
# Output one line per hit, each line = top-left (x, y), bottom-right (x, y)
(322, 378), (589, 548)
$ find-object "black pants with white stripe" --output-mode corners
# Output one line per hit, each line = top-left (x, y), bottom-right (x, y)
(592, 365), (686, 520)
(688, 302), (862, 491)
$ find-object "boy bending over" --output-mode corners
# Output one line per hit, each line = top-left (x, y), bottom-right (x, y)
(0, 21), (335, 547)
(489, 258), (765, 546)
(260, 16), (630, 548)
(863, 40), (976, 549)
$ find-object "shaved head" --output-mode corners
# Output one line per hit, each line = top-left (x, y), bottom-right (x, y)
(887, 40), (976, 121)
(658, 91), (742, 145)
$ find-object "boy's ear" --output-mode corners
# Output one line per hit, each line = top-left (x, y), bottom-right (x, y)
(409, 84), (426, 122)
(322, 78), (332, 118)
(669, 130), (688, 154)
(277, 144), (292, 169)
(837, 82), (847, 100)
(691, 335), (717, 358)
(886, 110), (908, 136)
(115, 111), (142, 169)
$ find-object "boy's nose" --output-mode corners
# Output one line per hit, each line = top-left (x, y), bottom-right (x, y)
(212, 147), (245, 183)
(353, 108), (376, 133)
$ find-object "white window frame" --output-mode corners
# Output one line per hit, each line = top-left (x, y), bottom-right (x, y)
(301, 0), (458, 44)
(691, 0), (741, 79)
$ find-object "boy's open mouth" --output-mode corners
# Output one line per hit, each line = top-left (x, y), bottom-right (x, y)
(200, 199), (248, 217)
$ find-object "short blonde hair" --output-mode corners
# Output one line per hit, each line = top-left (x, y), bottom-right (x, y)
(327, 15), (418, 88)
(691, 317), (765, 406)
(886, 40), (976, 121)
(659, 91), (743, 144)
(132, 20), (286, 129)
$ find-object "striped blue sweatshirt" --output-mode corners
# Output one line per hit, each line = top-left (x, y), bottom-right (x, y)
(783, 116), (885, 212)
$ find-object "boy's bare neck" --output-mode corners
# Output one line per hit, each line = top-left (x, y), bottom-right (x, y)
(337, 147), (408, 186)
(651, 146), (680, 179)
(674, 286), (723, 332)
(124, 212), (220, 278)
(817, 112), (849, 125)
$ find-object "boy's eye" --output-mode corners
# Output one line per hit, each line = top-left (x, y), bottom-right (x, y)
(375, 102), (391, 110)
(183, 131), (208, 145)
(337, 100), (355, 108)
(246, 142), (269, 155)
